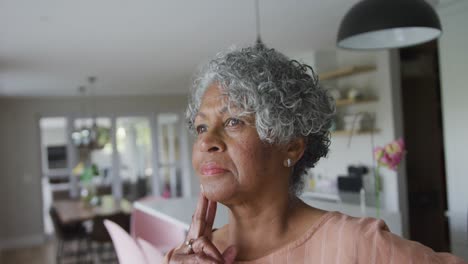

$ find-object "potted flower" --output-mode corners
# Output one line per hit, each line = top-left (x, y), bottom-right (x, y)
(373, 138), (406, 218)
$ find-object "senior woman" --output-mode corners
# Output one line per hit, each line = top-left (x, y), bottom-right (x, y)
(164, 45), (465, 263)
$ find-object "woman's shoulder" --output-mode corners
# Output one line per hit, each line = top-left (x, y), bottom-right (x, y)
(295, 210), (385, 249)
(320, 212), (466, 263)
(294, 208), (390, 242)
(320, 211), (391, 237)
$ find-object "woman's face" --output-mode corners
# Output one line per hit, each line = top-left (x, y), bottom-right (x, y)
(192, 83), (287, 204)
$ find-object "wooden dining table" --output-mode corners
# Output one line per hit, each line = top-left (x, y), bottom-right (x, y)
(53, 196), (132, 225)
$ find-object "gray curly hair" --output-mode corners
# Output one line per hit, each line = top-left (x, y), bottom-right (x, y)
(187, 44), (335, 195)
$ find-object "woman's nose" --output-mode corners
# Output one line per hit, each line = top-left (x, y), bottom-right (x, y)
(199, 130), (226, 153)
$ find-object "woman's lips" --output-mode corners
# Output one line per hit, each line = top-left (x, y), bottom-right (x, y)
(200, 163), (229, 176)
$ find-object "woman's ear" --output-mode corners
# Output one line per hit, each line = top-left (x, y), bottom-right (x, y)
(286, 137), (306, 164)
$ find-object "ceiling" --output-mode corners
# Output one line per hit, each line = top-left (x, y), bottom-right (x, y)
(0, 0), (441, 97)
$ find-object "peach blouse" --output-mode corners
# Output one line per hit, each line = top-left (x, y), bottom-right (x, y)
(164, 211), (466, 263)
(236, 211), (465, 264)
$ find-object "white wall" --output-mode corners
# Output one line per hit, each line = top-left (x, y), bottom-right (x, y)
(0, 94), (188, 249)
(438, 1), (468, 259)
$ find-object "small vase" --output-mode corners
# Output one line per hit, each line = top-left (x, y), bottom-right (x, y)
(80, 181), (96, 206)
(374, 167), (381, 219)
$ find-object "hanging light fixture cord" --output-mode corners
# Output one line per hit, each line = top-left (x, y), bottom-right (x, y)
(88, 76), (97, 120)
(78, 86), (86, 118)
(255, 0), (263, 45)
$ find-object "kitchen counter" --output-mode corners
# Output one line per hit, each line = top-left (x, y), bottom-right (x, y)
(134, 195), (402, 236)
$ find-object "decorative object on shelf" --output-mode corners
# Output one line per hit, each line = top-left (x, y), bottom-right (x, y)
(336, 112), (377, 144)
(347, 88), (362, 101)
(343, 114), (363, 131)
(359, 112), (376, 131)
(71, 77), (110, 150)
(337, 0), (442, 50)
(373, 138), (406, 218)
(328, 88), (342, 101)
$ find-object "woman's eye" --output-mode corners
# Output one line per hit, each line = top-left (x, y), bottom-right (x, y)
(195, 125), (207, 134)
(225, 118), (243, 128)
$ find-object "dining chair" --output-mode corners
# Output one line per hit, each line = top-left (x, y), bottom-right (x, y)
(49, 207), (89, 264)
(52, 189), (72, 201)
(137, 238), (164, 264)
(131, 198), (185, 253)
(96, 184), (112, 196)
(103, 219), (147, 264)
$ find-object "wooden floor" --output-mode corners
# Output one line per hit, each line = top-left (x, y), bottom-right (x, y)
(0, 239), (117, 264)
(0, 240), (55, 264)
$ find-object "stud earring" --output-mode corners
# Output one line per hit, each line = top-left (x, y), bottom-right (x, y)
(284, 158), (292, 168)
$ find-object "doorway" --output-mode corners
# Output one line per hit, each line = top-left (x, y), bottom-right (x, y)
(399, 41), (450, 251)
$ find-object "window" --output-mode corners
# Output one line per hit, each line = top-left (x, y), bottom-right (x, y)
(116, 117), (153, 201)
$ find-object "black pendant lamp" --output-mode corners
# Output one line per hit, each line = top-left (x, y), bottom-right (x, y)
(337, 0), (442, 50)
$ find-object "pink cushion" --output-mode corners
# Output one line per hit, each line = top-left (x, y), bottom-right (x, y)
(104, 220), (147, 264)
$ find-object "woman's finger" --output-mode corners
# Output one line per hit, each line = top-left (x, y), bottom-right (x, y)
(203, 200), (217, 238)
(191, 236), (224, 262)
(187, 193), (208, 239)
(172, 241), (192, 255)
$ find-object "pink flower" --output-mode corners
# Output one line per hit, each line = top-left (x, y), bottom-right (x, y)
(374, 147), (384, 161)
(374, 138), (406, 171)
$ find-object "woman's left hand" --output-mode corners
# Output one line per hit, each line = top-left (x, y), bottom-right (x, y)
(165, 193), (237, 263)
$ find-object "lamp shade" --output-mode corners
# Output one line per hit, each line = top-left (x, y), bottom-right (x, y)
(337, 0), (442, 50)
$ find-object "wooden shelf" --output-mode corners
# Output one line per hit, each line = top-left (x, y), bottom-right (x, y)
(319, 65), (376, 81)
(331, 129), (380, 136)
(335, 98), (378, 107)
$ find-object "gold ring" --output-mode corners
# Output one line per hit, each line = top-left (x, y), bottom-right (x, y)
(185, 238), (195, 251)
